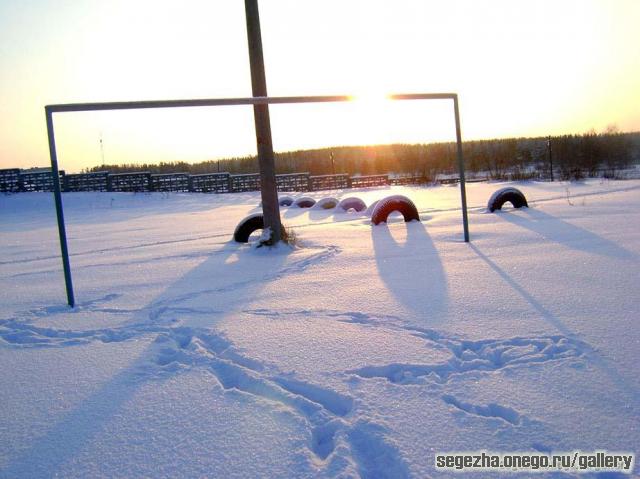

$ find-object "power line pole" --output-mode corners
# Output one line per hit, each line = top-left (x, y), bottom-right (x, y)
(244, 0), (282, 243)
(547, 135), (554, 181)
(100, 132), (105, 167)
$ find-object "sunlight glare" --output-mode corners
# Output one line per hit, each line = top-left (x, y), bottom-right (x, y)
(349, 90), (392, 106)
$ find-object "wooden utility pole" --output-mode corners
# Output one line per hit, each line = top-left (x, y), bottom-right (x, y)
(244, 0), (282, 242)
(547, 135), (554, 181)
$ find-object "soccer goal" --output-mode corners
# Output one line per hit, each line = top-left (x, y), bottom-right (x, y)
(45, 93), (470, 307)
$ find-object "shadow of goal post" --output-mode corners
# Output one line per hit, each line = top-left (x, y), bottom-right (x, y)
(45, 92), (470, 307)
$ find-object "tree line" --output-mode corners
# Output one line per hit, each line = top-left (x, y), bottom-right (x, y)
(88, 129), (639, 181)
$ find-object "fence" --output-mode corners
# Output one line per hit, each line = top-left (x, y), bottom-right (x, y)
(349, 175), (389, 188)
(189, 173), (231, 193)
(16, 169), (66, 192)
(231, 173), (261, 192)
(1, 169), (482, 194)
(107, 172), (152, 192)
(151, 173), (190, 192)
(64, 171), (109, 191)
(309, 174), (350, 190)
(0, 168), (21, 193)
(276, 173), (310, 192)
(389, 174), (440, 186)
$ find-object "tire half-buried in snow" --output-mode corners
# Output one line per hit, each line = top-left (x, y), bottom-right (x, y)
(314, 197), (339, 210)
(279, 196), (294, 207)
(338, 197), (367, 212)
(233, 213), (285, 243)
(371, 195), (420, 225)
(487, 187), (528, 212)
(294, 196), (316, 208)
(364, 199), (379, 217)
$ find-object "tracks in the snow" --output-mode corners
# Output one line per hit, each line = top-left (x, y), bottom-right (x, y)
(1, 280), (593, 477)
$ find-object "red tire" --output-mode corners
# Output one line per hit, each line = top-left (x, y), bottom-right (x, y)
(371, 195), (420, 225)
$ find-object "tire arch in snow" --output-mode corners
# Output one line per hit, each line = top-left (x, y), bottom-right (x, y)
(259, 195), (294, 207)
(364, 200), (379, 217)
(314, 197), (339, 209)
(279, 196), (294, 207)
(294, 196), (316, 208)
(233, 213), (285, 243)
(487, 187), (528, 212)
(338, 196), (367, 212)
(370, 195), (420, 225)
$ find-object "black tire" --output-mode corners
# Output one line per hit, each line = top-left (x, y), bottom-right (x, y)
(338, 196), (367, 212)
(487, 187), (528, 212)
(371, 195), (420, 225)
(233, 214), (264, 243)
(233, 214), (287, 243)
(294, 196), (316, 208)
(279, 196), (294, 207)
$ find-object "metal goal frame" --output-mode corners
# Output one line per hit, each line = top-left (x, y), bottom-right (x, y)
(45, 93), (470, 307)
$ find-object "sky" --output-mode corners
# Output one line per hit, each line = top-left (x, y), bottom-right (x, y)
(0, 0), (639, 173)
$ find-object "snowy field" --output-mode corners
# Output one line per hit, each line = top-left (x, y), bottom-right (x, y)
(1, 180), (639, 478)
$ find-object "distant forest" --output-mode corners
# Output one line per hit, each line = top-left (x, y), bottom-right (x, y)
(88, 129), (640, 181)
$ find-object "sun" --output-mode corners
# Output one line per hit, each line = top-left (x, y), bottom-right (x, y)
(349, 89), (392, 105)
(344, 89), (397, 145)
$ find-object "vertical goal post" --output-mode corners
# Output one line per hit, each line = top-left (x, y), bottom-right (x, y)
(45, 92), (470, 307)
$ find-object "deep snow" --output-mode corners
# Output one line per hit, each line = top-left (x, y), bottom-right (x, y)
(1, 180), (639, 478)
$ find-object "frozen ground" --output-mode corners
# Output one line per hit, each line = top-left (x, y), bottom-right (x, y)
(1, 180), (639, 478)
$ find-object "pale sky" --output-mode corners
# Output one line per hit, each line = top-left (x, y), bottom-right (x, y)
(1, 0), (639, 172)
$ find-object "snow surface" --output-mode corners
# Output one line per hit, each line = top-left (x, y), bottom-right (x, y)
(1, 180), (639, 478)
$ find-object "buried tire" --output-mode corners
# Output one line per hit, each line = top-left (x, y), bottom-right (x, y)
(487, 187), (528, 212)
(315, 197), (339, 209)
(294, 196), (316, 208)
(364, 200), (379, 217)
(233, 214), (285, 243)
(338, 196), (367, 212)
(260, 196), (294, 207)
(371, 195), (420, 225)
(279, 196), (294, 207)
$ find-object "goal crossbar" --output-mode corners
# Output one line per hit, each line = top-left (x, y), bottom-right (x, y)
(45, 92), (470, 307)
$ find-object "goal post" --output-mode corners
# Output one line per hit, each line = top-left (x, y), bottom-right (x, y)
(45, 92), (470, 307)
